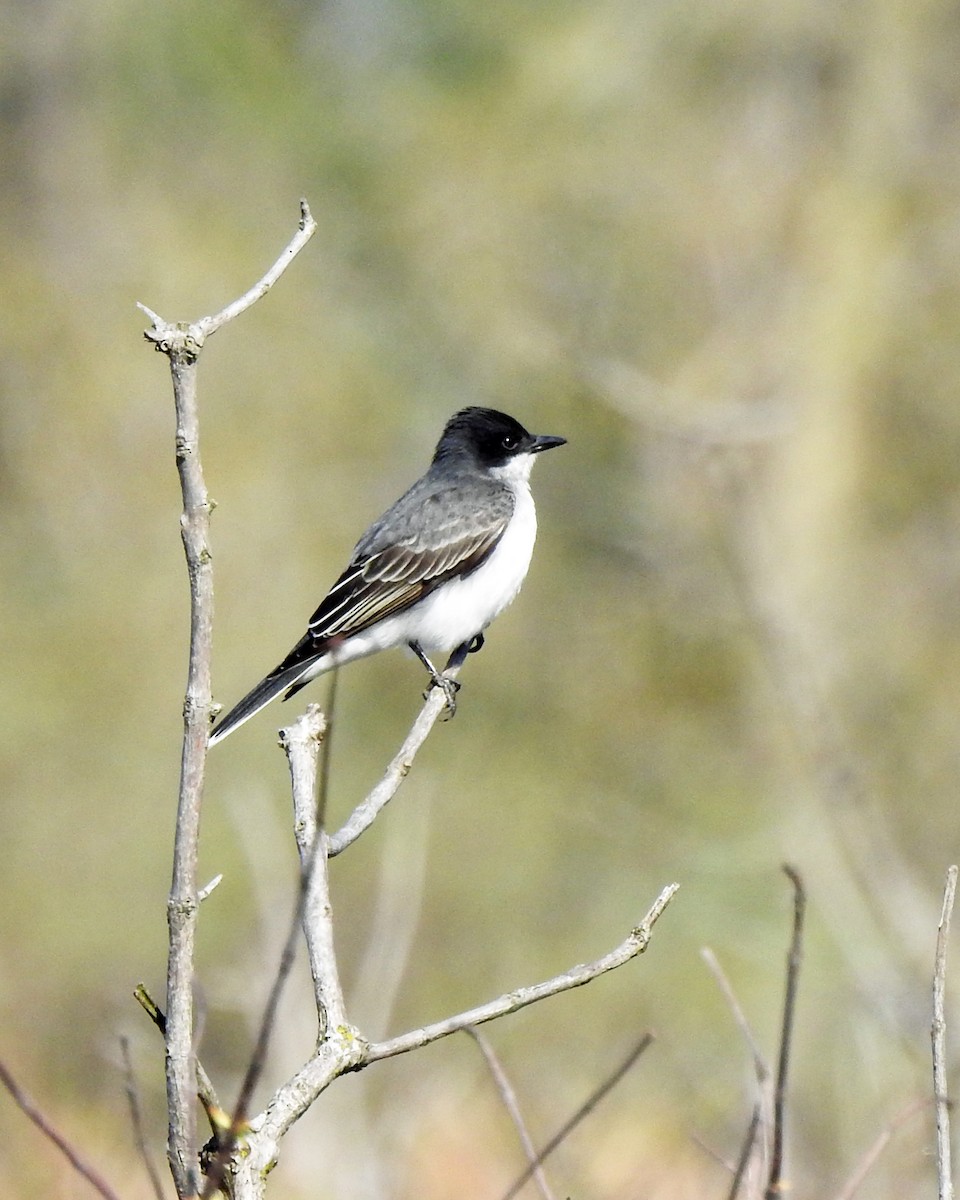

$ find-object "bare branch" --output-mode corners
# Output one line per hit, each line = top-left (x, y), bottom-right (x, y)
(232, 886), (675, 1191)
(0, 1057), (122, 1200)
(365, 886), (677, 1064)
(120, 1037), (166, 1200)
(328, 656), (463, 857)
(765, 865), (806, 1200)
(138, 200), (317, 354)
(282, 706), (347, 1033)
(465, 1027), (557, 1200)
(197, 200), (317, 338)
(834, 1098), (930, 1200)
(201, 707), (342, 1198)
(230, 1033), (366, 1192)
(140, 201), (317, 1198)
(701, 947), (770, 1087)
(727, 1105), (761, 1200)
(500, 1033), (655, 1200)
(134, 983), (223, 1132)
(702, 946), (772, 1181)
(933, 865), (958, 1200)
(161, 322), (213, 1197)
(316, 669), (339, 828)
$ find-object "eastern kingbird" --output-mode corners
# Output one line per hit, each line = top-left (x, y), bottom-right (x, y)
(208, 407), (566, 745)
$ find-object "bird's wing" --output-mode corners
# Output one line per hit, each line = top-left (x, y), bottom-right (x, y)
(303, 472), (515, 642)
(208, 475), (513, 744)
(307, 520), (508, 641)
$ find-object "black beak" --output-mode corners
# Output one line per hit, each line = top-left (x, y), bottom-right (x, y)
(529, 434), (567, 454)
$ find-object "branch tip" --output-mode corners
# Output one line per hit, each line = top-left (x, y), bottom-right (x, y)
(198, 874), (223, 902)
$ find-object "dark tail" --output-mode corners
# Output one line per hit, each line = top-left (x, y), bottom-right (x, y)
(208, 656), (319, 747)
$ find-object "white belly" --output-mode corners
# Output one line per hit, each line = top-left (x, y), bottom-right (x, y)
(407, 483), (538, 651)
(303, 483), (538, 676)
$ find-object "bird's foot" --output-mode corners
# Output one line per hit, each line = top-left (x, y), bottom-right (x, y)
(467, 633), (485, 654)
(423, 672), (461, 718)
(411, 641), (462, 718)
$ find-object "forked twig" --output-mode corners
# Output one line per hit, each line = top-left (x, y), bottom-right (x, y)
(234, 887), (676, 1191)
(140, 200), (317, 1198)
(0, 1057), (122, 1200)
(201, 707), (333, 1199)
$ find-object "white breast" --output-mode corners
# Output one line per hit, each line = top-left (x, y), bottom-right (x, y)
(407, 478), (537, 652)
(300, 453), (541, 674)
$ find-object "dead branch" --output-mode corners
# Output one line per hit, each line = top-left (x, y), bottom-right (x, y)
(120, 1036), (166, 1200)
(727, 1105), (761, 1200)
(765, 864), (805, 1200)
(365, 890), (675, 1065)
(465, 1026), (557, 1200)
(834, 1097), (930, 1200)
(702, 946), (772, 1186)
(0, 1057), (122, 1200)
(139, 200), (316, 1198)
(327, 649), (466, 857)
(283, 706), (345, 1033)
(500, 1032), (655, 1200)
(200, 707), (336, 1199)
(933, 865), (958, 1200)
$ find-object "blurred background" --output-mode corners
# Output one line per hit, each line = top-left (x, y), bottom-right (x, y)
(2, 0), (960, 1195)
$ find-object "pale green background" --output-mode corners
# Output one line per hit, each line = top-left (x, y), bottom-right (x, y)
(2, 1), (958, 1196)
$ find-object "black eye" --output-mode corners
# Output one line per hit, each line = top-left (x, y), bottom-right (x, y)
(501, 434), (519, 450)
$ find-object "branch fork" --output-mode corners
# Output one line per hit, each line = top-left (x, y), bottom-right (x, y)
(140, 200), (678, 1199)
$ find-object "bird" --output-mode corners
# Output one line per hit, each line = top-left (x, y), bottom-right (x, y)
(208, 407), (566, 745)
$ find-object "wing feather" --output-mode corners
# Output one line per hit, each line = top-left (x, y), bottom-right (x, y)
(307, 519), (508, 642)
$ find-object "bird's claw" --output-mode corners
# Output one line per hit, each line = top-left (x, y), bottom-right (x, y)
(424, 673), (461, 718)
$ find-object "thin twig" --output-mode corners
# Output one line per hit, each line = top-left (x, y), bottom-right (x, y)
(702, 946), (772, 1180)
(365, 887), (677, 1064)
(465, 1026), (557, 1200)
(197, 200), (317, 338)
(198, 874), (223, 902)
(933, 865), (958, 1200)
(120, 1036), (166, 1200)
(765, 865), (806, 1200)
(727, 1105), (761, 1200)
(834, 1097), (930, 1200)
(701, 947), (770, 1087)
(500, 1033), (655, 1200)
(0, 1057), (122, 1200)
(327, 654), (464, 857)
(134, 984), (223, 1135)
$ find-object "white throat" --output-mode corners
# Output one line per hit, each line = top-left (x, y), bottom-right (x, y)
(488, 451), (537, 492)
